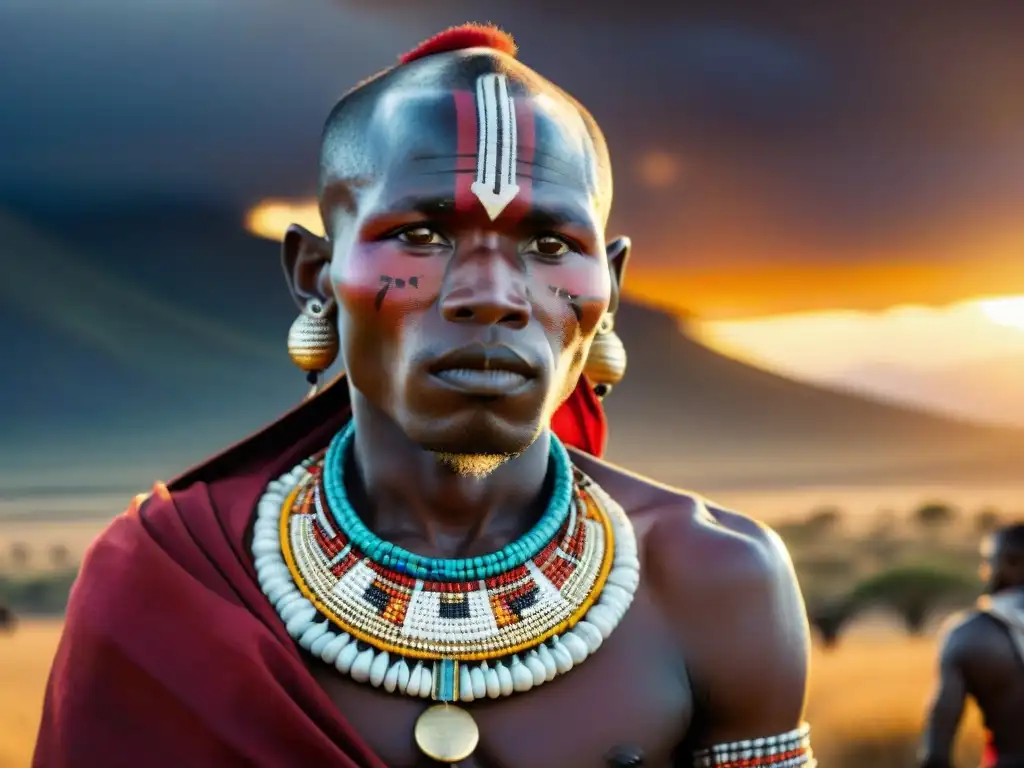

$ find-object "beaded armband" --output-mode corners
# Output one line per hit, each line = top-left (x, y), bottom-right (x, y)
(692, 724), (815, 768)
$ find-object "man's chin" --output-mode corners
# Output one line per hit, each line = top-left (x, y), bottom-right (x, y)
(431, 450), (518, 478)
(404, 406), (539, 451)
(407, 418), (538, 477)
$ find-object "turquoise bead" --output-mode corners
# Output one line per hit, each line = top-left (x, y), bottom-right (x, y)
(322, 420), (574, 582)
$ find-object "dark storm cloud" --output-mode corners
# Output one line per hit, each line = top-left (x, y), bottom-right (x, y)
(0, 0), (414, 200)
(1, 0), (1023, 267)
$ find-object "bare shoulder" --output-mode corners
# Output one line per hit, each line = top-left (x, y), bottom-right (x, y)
(571, 449), (796, 596)
(937, 608), (1009, 661)
(573, 450), (810, 739)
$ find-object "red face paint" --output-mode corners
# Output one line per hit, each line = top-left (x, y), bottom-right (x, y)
(511, 96), (536, 222)
(526, 252), (611, 342)
(452, 89), (477, 216)
(332, 242), (446, 335)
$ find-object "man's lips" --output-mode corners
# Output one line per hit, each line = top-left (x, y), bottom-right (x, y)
(428, 344), (539, 395)
(428, 344), (538, 379)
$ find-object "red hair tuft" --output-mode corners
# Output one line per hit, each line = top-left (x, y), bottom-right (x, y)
(399, 23), (517, 64)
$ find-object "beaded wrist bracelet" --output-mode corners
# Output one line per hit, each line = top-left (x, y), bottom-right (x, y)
(692, 724), (815, 768)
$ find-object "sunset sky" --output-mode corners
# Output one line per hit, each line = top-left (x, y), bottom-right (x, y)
(2, 0), (1024, 441)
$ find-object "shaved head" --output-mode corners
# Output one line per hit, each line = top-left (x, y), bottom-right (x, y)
(317, 42), (613, 236)
(982, 521), (1024, 593)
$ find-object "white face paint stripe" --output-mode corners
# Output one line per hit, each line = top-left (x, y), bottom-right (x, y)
(505, 76), (517, 187)
(471, 73), (521, 220)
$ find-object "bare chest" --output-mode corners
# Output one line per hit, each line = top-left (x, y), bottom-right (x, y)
(310, 593), (691, 768)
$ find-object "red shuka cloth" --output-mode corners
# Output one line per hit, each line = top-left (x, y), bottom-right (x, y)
(983, 731), (998, 768)
(33, 378), (605, 766)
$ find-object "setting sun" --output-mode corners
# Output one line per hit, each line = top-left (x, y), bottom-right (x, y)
(694, 296), (1024, 374)
(245, 198), (322, 241)
(977, 296), (1024, 331)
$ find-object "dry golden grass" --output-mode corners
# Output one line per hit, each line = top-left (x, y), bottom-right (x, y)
(807, 629), (983, 766)
(0, 621), (985, 768)
(0, 621), (62, 768)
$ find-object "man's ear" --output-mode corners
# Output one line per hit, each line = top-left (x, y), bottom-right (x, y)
(606, 236), (631, 315)
(282, 224), (333, 312)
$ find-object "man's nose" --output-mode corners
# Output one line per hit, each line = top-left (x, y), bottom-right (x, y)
(440, 247), (531, 329)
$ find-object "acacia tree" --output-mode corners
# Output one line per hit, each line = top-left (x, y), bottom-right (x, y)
(48, 544), (71, 569)
(806, 600), (854, 650)
(974, 508), (1002, 535)
(8, 542), (29, 569)
(913, 502), (957, 530)
(846, 565), (978, 635)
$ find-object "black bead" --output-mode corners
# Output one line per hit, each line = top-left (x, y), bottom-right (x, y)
(306, 371), (319, 385)
(438, 596), (471, 620)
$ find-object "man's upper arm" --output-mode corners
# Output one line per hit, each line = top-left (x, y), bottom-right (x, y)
(702, 526), (810, 740)
(919, 623), (970, 768)
(655, 505), (812, 765)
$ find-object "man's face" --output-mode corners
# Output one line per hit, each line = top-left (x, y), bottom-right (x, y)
(980, 533), (1024, 594)
(323, 80), (619, 459)
(980, 536), (999, 593)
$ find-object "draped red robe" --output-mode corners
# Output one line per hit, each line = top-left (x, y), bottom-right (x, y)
(983, 733), (998, 768)
(32, 378), (606, 767)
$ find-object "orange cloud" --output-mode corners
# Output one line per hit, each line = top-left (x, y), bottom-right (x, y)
(624, 259), (1024, 320)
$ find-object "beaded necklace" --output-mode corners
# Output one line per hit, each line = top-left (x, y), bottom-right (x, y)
(253, 427), (639, 764)
(321, 422), (576, 581)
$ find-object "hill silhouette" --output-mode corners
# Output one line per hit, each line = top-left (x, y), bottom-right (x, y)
(605, 302), (1024, 488)
(1, 201), (1021, 500)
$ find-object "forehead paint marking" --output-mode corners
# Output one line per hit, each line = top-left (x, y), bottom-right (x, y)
(452, 89), (477, 214)
(470, 73), (519, 220)
(513, 95), (536, 218)
(452, 80), (536, 223)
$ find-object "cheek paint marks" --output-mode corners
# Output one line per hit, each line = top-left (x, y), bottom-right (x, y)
(537, 268), (610, 338)
(333, 243), (445, 326)
(547, 284), (608, 324)
(375, 274), (421, 311)
(548, 284), (581, 320)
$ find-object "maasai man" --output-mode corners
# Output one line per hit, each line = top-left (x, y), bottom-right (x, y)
(920, 522), (1024, 768)
(34, 24), (813, 768)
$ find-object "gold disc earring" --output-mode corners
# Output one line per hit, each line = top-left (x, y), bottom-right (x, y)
(287, 298), (339, 398)
(583, 312), (627, 399)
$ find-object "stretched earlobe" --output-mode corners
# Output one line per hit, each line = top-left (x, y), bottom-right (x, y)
(606, 236), (631, 315)
(282, 224), (333, 312)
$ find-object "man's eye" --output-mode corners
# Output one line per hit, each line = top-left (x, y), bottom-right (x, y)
(527, 235), (572, 259)
(397, 227), (448, 247)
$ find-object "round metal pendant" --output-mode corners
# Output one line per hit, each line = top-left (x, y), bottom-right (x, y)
(414, 704), (480, 764)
